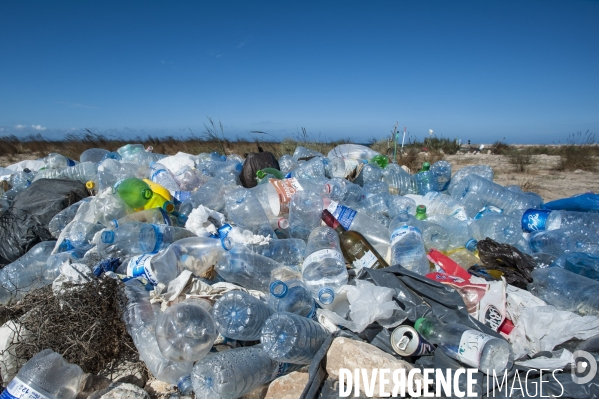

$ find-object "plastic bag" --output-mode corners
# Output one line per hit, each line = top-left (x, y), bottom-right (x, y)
(544, 192), (599, 213)
(474, 238), (535, 288)
(318, 280), (407, 333)
(327, 144), (381, 161)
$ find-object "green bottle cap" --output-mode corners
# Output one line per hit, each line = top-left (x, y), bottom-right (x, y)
(256, 170), (266, 179)
(422, 162), (431, 171)
(414, 317), (426, 332)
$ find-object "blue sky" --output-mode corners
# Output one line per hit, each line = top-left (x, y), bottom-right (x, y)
(1, 1), (598, 144)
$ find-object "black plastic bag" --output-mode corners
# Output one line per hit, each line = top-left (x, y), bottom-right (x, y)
(239, 152), (280, 188)
(474, 238), (535, 289)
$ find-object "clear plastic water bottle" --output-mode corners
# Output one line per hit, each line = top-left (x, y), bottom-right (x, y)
(423, 191), (468, 221)
(430, 160), (452, 191)
(450, 174), (542, 218)
(118, 236), (231, 286)
(246, 238), (306, 268)
(289, 189), (324, 241)
(470, 214), (521, 246)
(212, 291), (274, 341)
(328, 156), (347, 178)
(80, 148), (109, 163)
(528, 267), (599, 316)
(427, 214), (477, 251)
(528, 228), (599, 257)
(382, 164), (417, 195)
(414, 162), (438, 195)
(225, 187), (276, 238)
(0, 349), (84, 399)
(191, 346), (290, 399)
(289, 156), (328, 179)
(98, 222), (196, 257)
(63, 220), (105, 249)
(354, 163), (383, 186)
(386, 195), (417, 219)
(413, 219), (450, 251)
(324, 177), (364, 206)
(268, 276), (316, 318)
(109, 207), (174, 229)
(261, 312), (330, 364)
(149, 162), (181, 194)
(414, 316), (513, 374)
(521, 209), (599, 233)
(48, 198), (90, 238)
(92, 191), (133, 226)
(551, 252), (599, 281)
(173, 165), (204, 191)
(389, 212), (430, 275)
(302, 226), (348, 304)
(117, 143), (146, 161)
(447, 165), (494, 195)
(186, 176), (232, 213)
(279, 154), (300, 175)
(293, 146), (323, 160)
(215, 243), (285, 292)
(155, 299), (217, 362)
(43, 152), (74, 169)
(32, 162), (98, 184)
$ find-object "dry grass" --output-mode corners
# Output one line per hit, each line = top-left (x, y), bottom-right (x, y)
(507, 149), (535, 173)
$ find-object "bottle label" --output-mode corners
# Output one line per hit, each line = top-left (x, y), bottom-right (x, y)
(302, 249), (343, 271)
(326, 201), (356, 230)
(0, 377), (52, 399)
(521, 209), (551, 232)
(269, 178), (301, 214)
(127, 254), (158, 285)
(474, 206), (503, 220)
(173, 191), (191, 202)
(353, 249), (378, 269)
(456, 330), (494, 369)
(390, 226), (422, 246)
(449, 207), (469, 221)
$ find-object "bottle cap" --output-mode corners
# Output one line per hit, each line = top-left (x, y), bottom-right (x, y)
(270, 280), (289, 298)
(101, 230), (115, 244)
(318, 287), (335, 305)
(256, 170), (266, 179)
(277, 218), (289, 230)
(162, 201), (175, 213)
(422, 162), (431, 171)
(414, 317), (426, 332)
(142, 189), (153, 200)
(85, 181), (95, 189)
(416, 205), (427, 213)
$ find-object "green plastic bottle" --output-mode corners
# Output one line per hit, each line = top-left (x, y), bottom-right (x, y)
(370, 155), (389, 169)
(256, 168), (284, 184)
(115, 178), (153, 209)
(415, 205), (427, 220)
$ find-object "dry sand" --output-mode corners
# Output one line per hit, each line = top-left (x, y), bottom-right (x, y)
(2, 152), (597, 202)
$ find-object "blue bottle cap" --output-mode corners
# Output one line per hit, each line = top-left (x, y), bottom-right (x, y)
(270, 280), (289, 298)
(101, 230), (115, 244)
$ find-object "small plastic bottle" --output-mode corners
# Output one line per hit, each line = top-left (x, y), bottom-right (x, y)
(212, 291), (274, 341)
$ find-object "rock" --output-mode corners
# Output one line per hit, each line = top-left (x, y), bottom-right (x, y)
(241, 384), (269, 399)
(144, 379), (177, 398)
(99, 360), (148, 388)
(264, 372), (309, 399)
(487, 150), (492, 154)
(326, 337), (423, 396)
(400, 165), (411, 174)
(574, 169), (584, 174)
(77, 373), (111, 399)
(89, 382), (150, 399)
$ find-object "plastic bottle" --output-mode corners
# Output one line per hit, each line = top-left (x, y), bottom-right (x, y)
(324, 177), (364, 206)
(32, 162), (98, 184)
(289, 189), (324, 241)
(450, 174), (542, 218)
(173, 165), (204, 191)
(413, 219), (450, 252)
(92, 191), (133, 226)
(118, 236), (231, 286)
(268, 274), (316, 318)
(325, 199), (391, 262)
(110, 207), (174, 229)
(246, 238), (306, 268)
(293, 146), (323, 160)
(225, 187), (276, 238)
(155, 299), (217, 362)
(386, 195), (417, 219)
(289, 156), (328, 179)
(381, 164), (417, 195)
(414, 316), (513, 374)
(415, 204), (427, 220)
(528, 267), (599, 316)
(301, 226), (348, 304)
(551, 252), (599, 281)
(423, 191), (468, 221)
(123, 279), (194, 393)
(322, 209), (389, 270)
(414, 162), (437, 195)
(0, 349), (84, 399)
(150, 162), (181, 194)
(48, 198), (90, 238)
(389, 212), (430, 275)
(427, 214), (477, 251)
(447, 165), (494, 195)
(99, 222), (196, 257)
(185, 176), (232, 213)
(63, 220), (105, 249)
(191, 346), (291, 399)
(279, 154), (300, 175)
(521, 209), (599, 233)
(430, 160), (452, 191)
(470, 214), (521, 246)
(354, 163), (382, 186)
(212, 291), (274, 341)
(80, 148), (109, 163)
(261, 312), (330, 364)
(117, 143), (146, 161)
(115, 178), (154, 209)
(43, 152), (75, 169)
(528, 228), (599, 257)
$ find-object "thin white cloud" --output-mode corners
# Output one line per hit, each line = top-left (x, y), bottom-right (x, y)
(31, 125), (46, 131)
(14, 124), (26, 129)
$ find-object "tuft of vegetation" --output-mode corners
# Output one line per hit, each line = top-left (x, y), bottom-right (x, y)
(491, 139), (511, 155)
(507, 149), (535, 173)
(554, 131), (597, 172)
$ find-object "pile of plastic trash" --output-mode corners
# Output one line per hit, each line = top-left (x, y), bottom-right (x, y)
(0, 142), (598, 398)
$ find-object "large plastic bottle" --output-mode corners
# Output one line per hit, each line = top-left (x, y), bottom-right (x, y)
(415, 316), (513, 374)
(427, 214), (477, 251)
(324, 177), (364, 206)
(289, 189), (324, 241)
(80, 147), (109, 163)
(325, 199), (391, 262)
(268, 275), (316, 318)
(528, 228), (599, 257)
(212, 291), (274, 341)
(0, 349), (84, 399)
(155, 299), (217, 362)
(261, 312), (330, 364)
(118, 236), (230, 286)
(354, 163), (383, 186)
(98, 222), (196, 257)
(215, 244), (285, 292)
(43, 152), (75, 169)
(388, 212), (430, 275)
(470, 214), (521, 246)
(109, 207), (175, 229)
(32, 162), (97, 184)
(246, 238), (306, 268)
(430, 160), (452, 191)
(386, 195), (417, 219)
(115, 177), (154, 209)
(288, 157), (328, 179)
(48, 198), (91, 238)
(382, 164), (417, 195)
(414, 162), (437, 195)
(423, 191), (468, 221)
(62, 220), (105, 249)
(528, 267), (599, 316)
(447, 165), (494, 195)
(521, 209), (599, 233)
(150, 162), (181, 194)
(293, 146), (324, 160)
(279, 154), (300, 175)
(92, 191), (133, 226)
(225, 187), (276, 238)
(117, 143), (146, 161)
(191, 346), (291, 399)
(301, 226), (348, 304)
